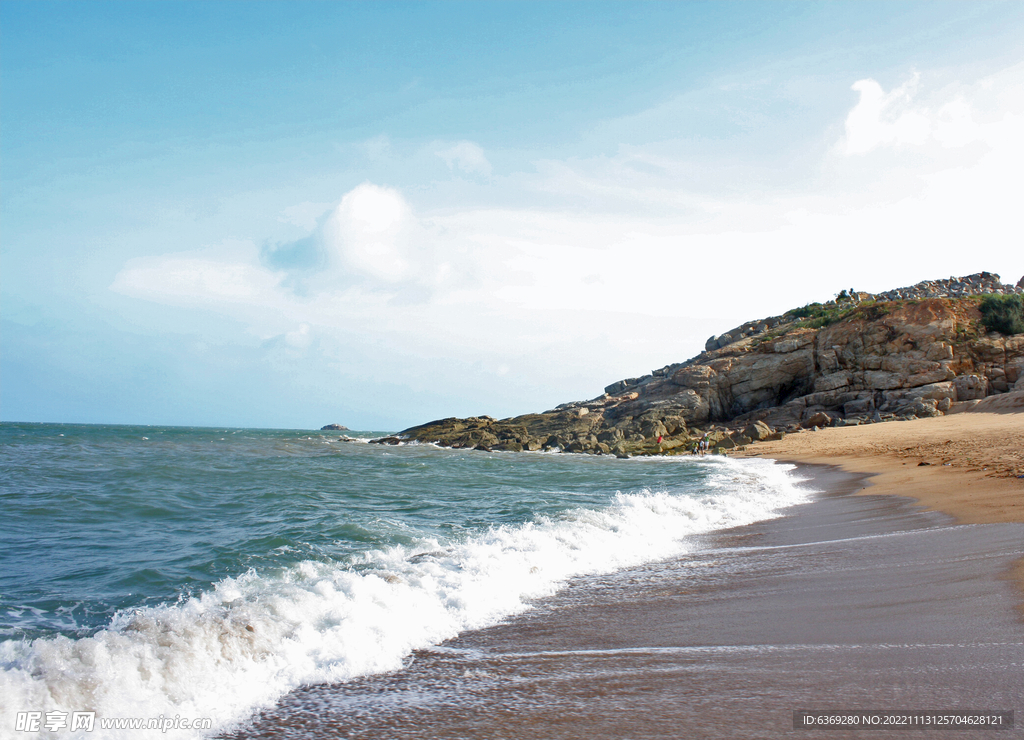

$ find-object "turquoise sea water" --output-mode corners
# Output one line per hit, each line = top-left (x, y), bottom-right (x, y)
(0, 422), (810, 739)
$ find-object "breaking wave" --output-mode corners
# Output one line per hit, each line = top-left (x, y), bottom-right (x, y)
(0, 457), (810, 739)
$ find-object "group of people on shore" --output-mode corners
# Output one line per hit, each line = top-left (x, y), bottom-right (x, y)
(692, 433), (710, 456)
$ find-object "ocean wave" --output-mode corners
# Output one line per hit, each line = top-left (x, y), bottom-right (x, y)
(0, 457), (810, 739)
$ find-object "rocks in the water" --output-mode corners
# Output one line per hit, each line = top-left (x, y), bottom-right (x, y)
(321, 423), (349, 431)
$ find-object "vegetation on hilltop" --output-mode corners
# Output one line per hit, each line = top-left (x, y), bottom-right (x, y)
(781, 298), (894, 332)
(980, 294), (1024, 335)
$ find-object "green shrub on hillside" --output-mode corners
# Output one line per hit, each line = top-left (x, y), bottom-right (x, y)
(980, 294), (1024, 335)
(784, 301), (860, 329)
(787, 303), (824, 319)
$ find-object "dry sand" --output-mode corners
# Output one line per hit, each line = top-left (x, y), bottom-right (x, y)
(736, 393), (1024, 525)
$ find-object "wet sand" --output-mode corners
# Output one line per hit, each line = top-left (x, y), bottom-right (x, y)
(738, 406), (1024, 614)
(223, 464), (1024, 739)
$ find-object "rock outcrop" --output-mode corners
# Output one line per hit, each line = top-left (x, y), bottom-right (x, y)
(704, 272), (1022, 353)
(321, 423), (350, 431)
(383, 273), (1024, 458)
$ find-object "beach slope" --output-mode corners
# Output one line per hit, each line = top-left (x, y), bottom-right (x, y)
(738, 401), (1024, 524)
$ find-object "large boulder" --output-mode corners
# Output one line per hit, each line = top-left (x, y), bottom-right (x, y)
(671, 365), (716, 390)
(802, 411), (833, 429)
(903, 381), (957, 402)
(741, 420), (773, 441)
(604, 378), (639, 395)
(972, 336), (1006, 365)
(844, 397), (873, 416)
(897, 398), (941, 418)
(925, 341), (954, 361)
(814, 371), (852, 392)
(862, 370), (904, 390)
(954, 374), (989, 401)
(771, 332), (815, 353)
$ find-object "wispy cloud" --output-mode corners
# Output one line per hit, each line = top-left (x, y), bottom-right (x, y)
(435, 140), (492, 176)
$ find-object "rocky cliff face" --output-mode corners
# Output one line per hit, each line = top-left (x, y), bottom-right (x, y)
(386, 273), (1024, 457)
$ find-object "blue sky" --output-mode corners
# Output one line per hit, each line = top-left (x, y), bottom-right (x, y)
(3, 1), (1023, 430)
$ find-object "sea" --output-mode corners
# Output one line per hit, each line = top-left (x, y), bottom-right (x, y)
(0, 422), (813, 739)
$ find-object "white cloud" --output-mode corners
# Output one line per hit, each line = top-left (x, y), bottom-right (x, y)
(932, 97), (980, 147)
(321, 183), (417, 283)
(111, 243), (281, 308)
(110, 62), (1024, 415)
(844, 74), (930, 154)
(284, 323), (313, 349)
(840, 68), (1018, 156)
(435, 140), (492, 176)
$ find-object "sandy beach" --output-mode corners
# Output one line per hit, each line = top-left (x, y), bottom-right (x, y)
(738, 398), (1024, 618)
(736, 394), (1024, 525)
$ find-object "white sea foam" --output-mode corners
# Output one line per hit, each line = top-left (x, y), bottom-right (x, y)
(0, 457), (810, 739)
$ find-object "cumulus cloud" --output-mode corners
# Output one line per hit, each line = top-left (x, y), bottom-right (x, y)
(321, 183), (417, 282)
(844, 74), (930, 154)
(841, 70), (1009, 155)
(266, 182), (488, 300)
(435, 141), (492, 176)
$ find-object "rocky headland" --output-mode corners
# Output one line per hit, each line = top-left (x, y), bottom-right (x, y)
(375, 272), (1024, 461)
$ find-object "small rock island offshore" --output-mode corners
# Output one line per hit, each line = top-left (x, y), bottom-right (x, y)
(371, 272), (1024, 459)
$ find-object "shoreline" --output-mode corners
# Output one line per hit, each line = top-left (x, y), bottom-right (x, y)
(736, 410), (1024, 525)
(737, 410), (1024, 613)
(225, 459), (1024, 739)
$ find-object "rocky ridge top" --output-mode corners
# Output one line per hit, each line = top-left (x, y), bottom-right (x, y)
(381, 273), (1024, 467)
(703, 272), (1020, 355)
